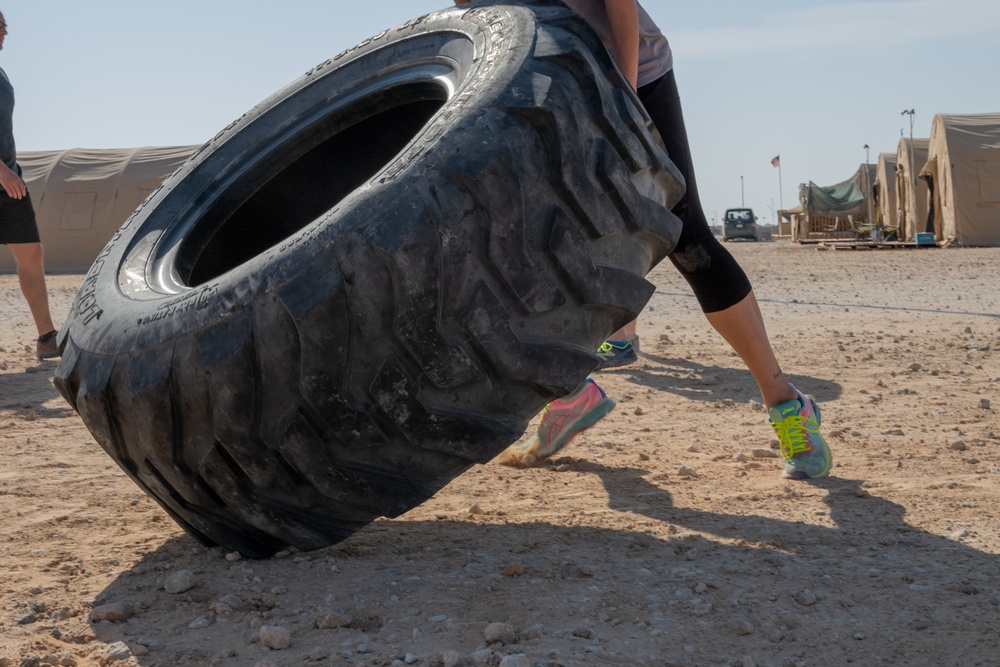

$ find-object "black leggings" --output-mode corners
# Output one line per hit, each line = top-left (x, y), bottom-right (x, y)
(638, 71), (752, 313)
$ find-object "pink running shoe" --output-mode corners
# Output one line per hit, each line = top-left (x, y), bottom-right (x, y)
(533, 378), (616, 459)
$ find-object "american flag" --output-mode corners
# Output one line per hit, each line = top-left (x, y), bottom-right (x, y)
(771, 155), (781, 168)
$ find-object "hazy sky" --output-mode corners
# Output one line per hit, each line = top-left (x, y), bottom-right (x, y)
(3, 0), (998, 224)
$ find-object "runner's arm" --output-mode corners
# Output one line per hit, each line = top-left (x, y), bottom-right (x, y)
(603, 0), (639, 89)
(450, 0), (638, 89)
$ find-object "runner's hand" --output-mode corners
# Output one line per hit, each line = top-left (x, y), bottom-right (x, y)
(0, 163), (26, 199)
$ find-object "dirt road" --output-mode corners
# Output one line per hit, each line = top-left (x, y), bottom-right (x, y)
(2, 240), (998, 666)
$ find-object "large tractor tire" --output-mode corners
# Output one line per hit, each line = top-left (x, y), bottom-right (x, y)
(53, 0), (684, 558)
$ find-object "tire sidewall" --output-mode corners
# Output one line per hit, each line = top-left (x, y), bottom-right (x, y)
(59, 3), (551, 358)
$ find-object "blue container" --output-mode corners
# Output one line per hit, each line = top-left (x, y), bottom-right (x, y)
(915, 232), (935, 245)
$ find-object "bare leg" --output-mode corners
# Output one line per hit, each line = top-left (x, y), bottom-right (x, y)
(8, 242), (56, 336)
(704, 290), (797, 408)
(608, 321), (637, 340)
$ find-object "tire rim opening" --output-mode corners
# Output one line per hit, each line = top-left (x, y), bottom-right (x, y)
(179, 83), (448, 287)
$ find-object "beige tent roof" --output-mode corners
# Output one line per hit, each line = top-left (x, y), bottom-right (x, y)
(875, 152), (898, 228)
(920, 113), (1000, 247)
(1, 146), (199, 272)
(895, 138), (930, 241)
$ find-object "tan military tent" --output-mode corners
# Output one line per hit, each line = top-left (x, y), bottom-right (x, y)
(0, 146), (199, 272)
(895, 138), (930, 242)
(875, 152), (898, 229)
(919, 113), (1000, 247)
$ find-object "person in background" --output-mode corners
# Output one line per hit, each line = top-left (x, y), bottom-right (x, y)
(453, 0), (831, 480)
(0, 10), (59, 359)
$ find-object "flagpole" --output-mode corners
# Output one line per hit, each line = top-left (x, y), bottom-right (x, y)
(773, 154), (784, 210)
(778, 161), (784, 211)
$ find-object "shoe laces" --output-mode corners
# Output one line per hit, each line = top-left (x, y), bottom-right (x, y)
(540, 410), (567, 434)
(538, 403), (575, 445)
(540, 383), (597, 427)
(772, 414), (818, 458)
(599, 341), (628, 354)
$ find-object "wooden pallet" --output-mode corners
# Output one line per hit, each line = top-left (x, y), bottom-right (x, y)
(817, 240), (938, 251)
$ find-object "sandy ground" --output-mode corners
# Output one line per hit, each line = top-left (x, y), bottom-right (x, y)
(2, 240), (999, 667)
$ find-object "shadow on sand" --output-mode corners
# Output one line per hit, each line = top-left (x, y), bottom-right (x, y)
(600, 352), (843, 407)
(87, 464), (997, 666)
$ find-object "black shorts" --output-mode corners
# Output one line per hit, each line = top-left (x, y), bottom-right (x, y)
(0, 191), (40, 245)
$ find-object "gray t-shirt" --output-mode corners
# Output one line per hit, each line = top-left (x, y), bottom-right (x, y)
(0, 67), (17, 171)
(561, 0), (672, 87)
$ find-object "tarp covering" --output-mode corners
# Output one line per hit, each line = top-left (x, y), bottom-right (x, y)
(895, 138), (930, 242)
(919, 113), (1000, 247)
(799, 163), (876, 224)
(0, 146), (199, 272)
(875, 152), (898, 228)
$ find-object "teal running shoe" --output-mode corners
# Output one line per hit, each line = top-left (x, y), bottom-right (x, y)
(768, 387), (833, 480)
(596, 340), (638, 369)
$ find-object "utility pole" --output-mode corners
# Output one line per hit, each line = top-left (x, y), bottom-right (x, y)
(864, 144), (873, 225)
(902, 109), (915, 145)
(741, 175), (745, 207)
(901, 109), (916, 235)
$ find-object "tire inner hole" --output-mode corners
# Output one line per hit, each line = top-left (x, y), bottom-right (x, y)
(182, 84), (447, 286)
